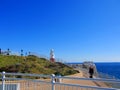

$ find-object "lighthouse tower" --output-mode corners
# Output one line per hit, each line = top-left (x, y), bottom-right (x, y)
(50, 49), (55, 62)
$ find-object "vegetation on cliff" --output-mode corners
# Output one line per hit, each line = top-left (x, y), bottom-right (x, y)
(0, 55), (79, 76)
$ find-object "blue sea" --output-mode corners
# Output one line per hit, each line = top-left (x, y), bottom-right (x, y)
(95, 62), (120, 79)
(67, 62), (120, 79)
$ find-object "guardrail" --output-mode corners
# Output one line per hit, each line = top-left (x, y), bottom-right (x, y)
(0, 71), (120, 90)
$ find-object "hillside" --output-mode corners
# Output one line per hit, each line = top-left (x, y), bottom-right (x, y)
(0, 55), (79, 76)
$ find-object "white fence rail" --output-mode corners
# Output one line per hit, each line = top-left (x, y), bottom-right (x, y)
(0, 72), (120, 90)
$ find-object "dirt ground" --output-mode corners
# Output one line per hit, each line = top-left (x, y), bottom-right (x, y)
(62, 71), (111, 88)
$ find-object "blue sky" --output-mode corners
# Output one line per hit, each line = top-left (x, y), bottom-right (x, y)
(0, 0), (120, 62)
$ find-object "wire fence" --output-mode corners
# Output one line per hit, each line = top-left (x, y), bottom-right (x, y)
(0, 72), (120, 90)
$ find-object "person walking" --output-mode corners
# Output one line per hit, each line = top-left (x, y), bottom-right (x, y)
(89, 64), (94, 78)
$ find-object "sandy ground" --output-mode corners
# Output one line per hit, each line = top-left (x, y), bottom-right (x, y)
(62, 70), (111, 88)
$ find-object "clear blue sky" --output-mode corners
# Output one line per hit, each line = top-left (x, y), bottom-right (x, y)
(0, 0), (120, 62)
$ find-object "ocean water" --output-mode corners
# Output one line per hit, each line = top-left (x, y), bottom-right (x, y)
(66, 62), (120, 79)
(95, 62), (120, 79)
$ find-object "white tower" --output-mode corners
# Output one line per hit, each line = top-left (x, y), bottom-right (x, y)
(50, 49), (55, 62)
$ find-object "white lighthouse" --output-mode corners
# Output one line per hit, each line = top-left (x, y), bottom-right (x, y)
(50, 49), (55, 62)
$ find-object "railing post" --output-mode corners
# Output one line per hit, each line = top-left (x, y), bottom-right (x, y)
(2, 71), (5, 90)
(51, 74), (55, 90)
(58, 74), (62, 83)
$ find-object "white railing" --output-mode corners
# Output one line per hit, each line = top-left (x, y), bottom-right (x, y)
(0, 71), (120, 90)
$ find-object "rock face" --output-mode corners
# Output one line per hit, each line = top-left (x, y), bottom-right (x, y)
(67, 61), (98, 78)
(82, 61), (98, 77)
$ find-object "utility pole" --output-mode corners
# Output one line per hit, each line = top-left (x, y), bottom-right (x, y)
(7, 48), (10, 55)
(21, 49), (23, 56)
(0, 48), (1, 54)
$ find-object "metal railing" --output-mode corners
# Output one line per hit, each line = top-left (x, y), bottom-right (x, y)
(0, 71), (120, 90)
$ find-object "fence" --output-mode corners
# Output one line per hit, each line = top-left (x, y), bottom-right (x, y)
(0, 71), (120, 90)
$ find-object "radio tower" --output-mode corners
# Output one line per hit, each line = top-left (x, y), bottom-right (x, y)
(50, 49), (55, 62)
